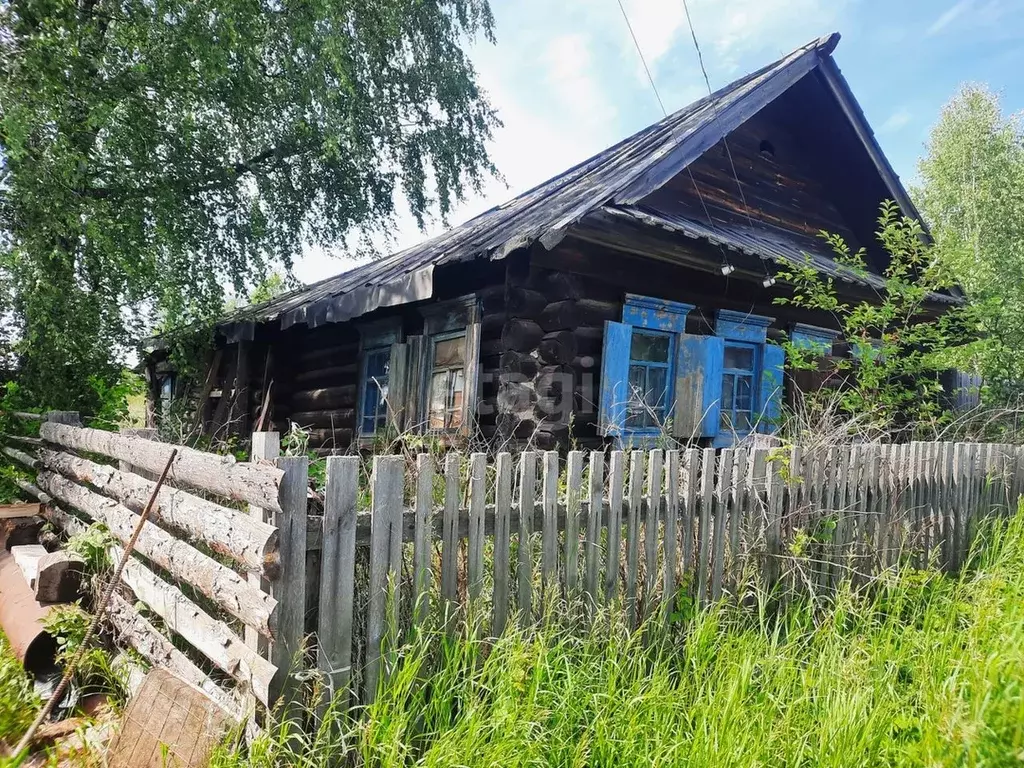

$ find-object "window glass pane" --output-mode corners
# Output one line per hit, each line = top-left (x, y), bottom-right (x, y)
(434, 336), (465, 368)
(735, 411), (752, 431)
(724, 345), (754, 370)
(366, 349), (389, 378)
(448, 370), (465, 428)
(647, 367), (667, 419)
(427, 368), (466, 431)
(428, 371), (449, 429)
(735, 375), (753, 411)
(626, 365), (646, 428)
(720, 374), (735, 430)
(630, 332), (670, 363)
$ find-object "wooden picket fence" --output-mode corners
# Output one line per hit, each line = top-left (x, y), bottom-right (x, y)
(312, 441), (1024, 706)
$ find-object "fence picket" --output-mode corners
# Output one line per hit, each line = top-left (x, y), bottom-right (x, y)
(441, 453), (460, 621)
(413, 454), (434, 627)
(542, 451), (559, 601)
(663, 450), (680, 612)
(468, 453), (487, 604)
(729, 448), (747, 587)
(681, 448), (699, 583)
(606, 451), (625, 603)
(564, 451), (585, 598)
(517, 451), (537, 626)
(711, 448), (733, 602)
(493, 453), (513, 636)
(626, 451), (645, 625)
(585, 452), (605, 610)
(644, 449), (663, 615)
(696, 448), (715, 606)
(365, 456), (403, 704)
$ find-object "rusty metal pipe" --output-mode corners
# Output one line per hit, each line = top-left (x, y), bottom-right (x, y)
(0, 540), (59, 676)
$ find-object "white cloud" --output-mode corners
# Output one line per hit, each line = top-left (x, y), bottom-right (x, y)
(880, 108), (913, 134)
(927, 0), (973, 35)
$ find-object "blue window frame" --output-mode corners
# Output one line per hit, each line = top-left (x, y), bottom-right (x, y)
(360, 347), (391, 435)
(626, 330), (674, 431)
(719, 341), (759, 435)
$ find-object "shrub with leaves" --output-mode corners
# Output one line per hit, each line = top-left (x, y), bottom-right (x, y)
(776, 201), (970, 439)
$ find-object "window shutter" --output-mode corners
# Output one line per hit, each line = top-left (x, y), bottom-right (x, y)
(756, 344), (786, 434)
(387, 342), (408, 432)
(598, 321), (632, 436)
(461, 321), (482, 438)
(673, 334), (724, 439)
(404, 335), (429, 432)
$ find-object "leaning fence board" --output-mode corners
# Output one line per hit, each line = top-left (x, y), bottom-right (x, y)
(584, 452), (604, 609)
(518, 452), (536, 625)
(625, 451), (644, 624)
(317, 456), (359, 714)
(37, 448), (278, 574)
(605, 451), (625, 602)
(696, 448), (715, 606)
(680, 449), (699, 579)
(413, 454), (435, 626)
(39, 422), (285, 513)
(711, 449), (732, 602)
(36, 470), (277, 638)
(120, 556), (276, 706)
(728, 449), (747, 585)
(492, 453), (512, 636)
(468, 453), (486, 603)
(106, 593), (239, 717)
(564, 451), (584, 597)
(365, 456), (403, 705)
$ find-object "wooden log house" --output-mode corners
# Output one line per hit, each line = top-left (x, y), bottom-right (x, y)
(143, 34), (962, 452)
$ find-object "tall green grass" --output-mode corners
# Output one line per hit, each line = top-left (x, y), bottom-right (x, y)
(217, 514), (1024, 767)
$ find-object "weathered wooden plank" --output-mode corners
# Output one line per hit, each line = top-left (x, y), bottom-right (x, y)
(441, 453), (460, 617)
(584, 451), (604, 610)
(269, 455), (309, 709)
(518, 451), (536, 625)
(317, 456), (358, 714)
(563, 451), (585, 597)
(541, 451), (559, 600)
(413, 454), (435, 627)
(36, 470), (277, 638)
(728, 448), (747, 586)
(246, 433), (279, 661)
(764, 452), (785, 588)
(38, 448), (277, 574)
(696, 448), (715, 606)
(747, 448), (768, 579)
(120, 556), (276, 706)
(605, 451), (625, 603)
(106, 593), (239, 717)
(663, 450), (679, 611)
(493, 453), (513, 636)
(365, 456), (403, 705)
(950, 443), (965, 571)
(681, 448), (699, 585)
(643, 449), (663, 616)
(468, 453), (487, 603)
(625, 451), (645, 625)
(39, 423), (285, 513)
(711, 449), (733, 602)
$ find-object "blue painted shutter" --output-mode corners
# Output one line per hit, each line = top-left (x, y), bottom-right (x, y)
(757, 344), (786, 434)
(673, 335), (724, 439)
(598, 321), (632, 436)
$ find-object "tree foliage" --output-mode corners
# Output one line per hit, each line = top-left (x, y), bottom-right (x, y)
(776, 202), (967, 438)
(916, 85), (1024, 402)
(0, 0), (499, 410)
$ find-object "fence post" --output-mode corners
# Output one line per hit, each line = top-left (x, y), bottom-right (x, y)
(317, 456), (359, 717)
(365, 455), (403, 705)
(268, 453), (308, 712)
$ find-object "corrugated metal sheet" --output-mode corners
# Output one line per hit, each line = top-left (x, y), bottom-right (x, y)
(217, 34), (842, 334)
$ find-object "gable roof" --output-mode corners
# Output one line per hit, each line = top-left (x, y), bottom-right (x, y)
(217, 32), (938, 340)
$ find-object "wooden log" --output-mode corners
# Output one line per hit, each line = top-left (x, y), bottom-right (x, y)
(499, 350), (540, 379)
(506, 286), (548, 318)
(538, 331), (578, 365)
(501, 319), (544, 353)
(497, 381), (537, 413)
(34, 550), (85, 602)
(292, 364), (358, 387)
(4, 446), (38, 469)
(105, 593), (239, 716)
(479, 338), (505, 358)
(305, 428), (354, 449)
(39, 422), (285, 513)
(120, 556), (276, 706)
(530, 270), (585, 301)
(296, 343), (359, 369)
(290, 385), (357, 411)
(37, 448), (278, 575)
(539, 299), (618, 332)
(287, 408), (356, 429)
(36, 470), (278, 638)
(495, 413), (538, 439)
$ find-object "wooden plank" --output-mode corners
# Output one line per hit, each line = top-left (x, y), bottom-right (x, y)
(605, 451), (625, 603)
(729, 448), (747, 586)
(493, 453), (513, 636)
(950, 443), (965, 571)
(663, 450), (680, 612)
(541, 451), (560, 601)
(39, 423), (285, 513)
(36, 471), (277, 638)
(748, 448), (768, 580)
(39, 447), (277, 574)
(680, 448), (699, 585)
(563, 451), (585, 597)
(467, 453), (487, 603)
(711, 449), (733, 602)
(584, 451), (605, 610)
(0, 503), (40, 520)
(625, 451), (645, 625)
(518, 451), (536, 626)
(269, 455), (309, 709)
(643, 449), (663, 617)
(696, 448), (715, 607)
(413, 454), (435, 627)
(441, 453), (460, 618)
(365, 456), (403, 705)
(317, 456), (358, 715)
(120, 556), (276, 706)
(764, 453), (785, 588)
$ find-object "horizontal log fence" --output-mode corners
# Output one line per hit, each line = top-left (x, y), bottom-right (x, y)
(2, 413), (307, 718)
(313, 440), (1024, 707)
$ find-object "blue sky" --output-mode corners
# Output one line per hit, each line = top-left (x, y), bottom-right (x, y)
(294, 0), (1024, 284)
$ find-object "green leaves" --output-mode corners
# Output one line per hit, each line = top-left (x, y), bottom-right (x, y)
(0, 0), (498, 409)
